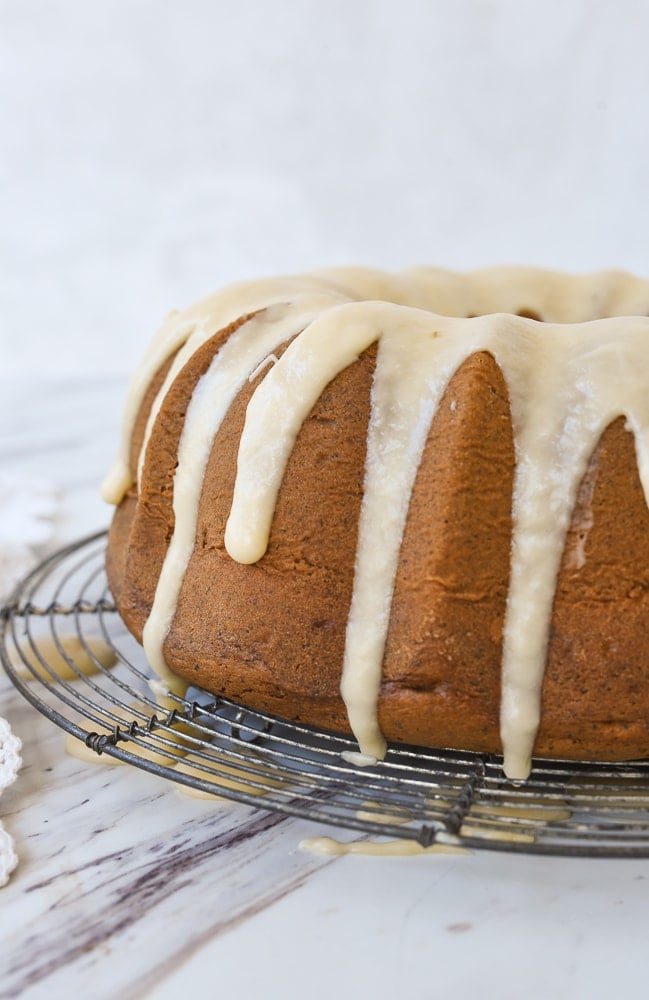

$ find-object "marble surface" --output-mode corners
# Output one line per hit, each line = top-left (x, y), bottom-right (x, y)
(2, 377), (649, 1000)
(5, 2), (649, 994)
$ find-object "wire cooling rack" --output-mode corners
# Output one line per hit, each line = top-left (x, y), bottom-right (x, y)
(4, 532), (649, 857)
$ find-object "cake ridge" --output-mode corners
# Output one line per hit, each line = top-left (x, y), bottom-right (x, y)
(141, 295), (341, 686)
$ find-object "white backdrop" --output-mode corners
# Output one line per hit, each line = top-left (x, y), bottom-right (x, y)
(3, 0), (649, 378)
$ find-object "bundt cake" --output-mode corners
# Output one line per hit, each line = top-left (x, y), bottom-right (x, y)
(102, 266), (649, 780)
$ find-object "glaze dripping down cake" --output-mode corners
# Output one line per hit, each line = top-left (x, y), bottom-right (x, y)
(102, 267), (649, 780)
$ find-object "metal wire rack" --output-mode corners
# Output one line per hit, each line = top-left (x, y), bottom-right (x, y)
(4, 532), (649, 857)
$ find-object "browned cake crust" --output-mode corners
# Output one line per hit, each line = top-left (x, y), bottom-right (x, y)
(107, 339), (649, 763)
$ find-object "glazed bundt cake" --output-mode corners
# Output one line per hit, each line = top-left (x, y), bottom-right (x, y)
(102, 267), (649, 780)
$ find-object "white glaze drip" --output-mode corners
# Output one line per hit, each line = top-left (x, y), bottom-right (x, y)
(341, 309), (467, 759)
(16, 635), (116, 681)
(101, 313), (197, 503)
(224, 303), (384, 564)
(497, 322), (649, 775)
(298, 835), (469, 857)
(104, 268), (649, 780)
(142, 296), (341, 681)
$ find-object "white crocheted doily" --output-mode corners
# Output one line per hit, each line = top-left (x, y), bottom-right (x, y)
(0, 718), (22, 887)
(0, 471), (56, 886)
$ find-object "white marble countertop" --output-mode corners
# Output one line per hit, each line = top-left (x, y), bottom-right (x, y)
(2, 376), (649, 1000)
